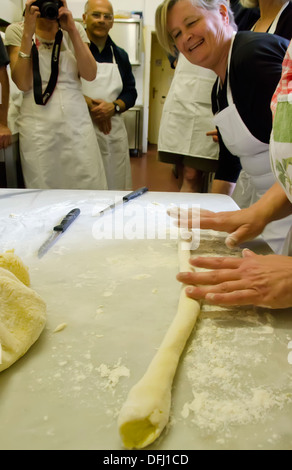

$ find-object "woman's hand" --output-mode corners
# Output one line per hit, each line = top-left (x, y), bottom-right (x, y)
(206, 129), (219, 143)
(177, 249), (292, 309)
(168, 206), (266, 249)
(57, 0), (96, 81)
(57, 0), (76, 33)
(23, 0), (40, 36)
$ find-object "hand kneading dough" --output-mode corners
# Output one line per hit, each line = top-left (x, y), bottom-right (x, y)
(118, 236), (200, 449)
(0, 254), (46, 373)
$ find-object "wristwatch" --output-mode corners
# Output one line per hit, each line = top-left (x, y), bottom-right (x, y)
(113, 102), (121, 114)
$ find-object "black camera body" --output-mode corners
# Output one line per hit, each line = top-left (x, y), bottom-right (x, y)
(32, 0), (63, 20)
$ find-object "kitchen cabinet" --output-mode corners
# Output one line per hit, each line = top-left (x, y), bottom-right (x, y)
(110, 18), (142, 66)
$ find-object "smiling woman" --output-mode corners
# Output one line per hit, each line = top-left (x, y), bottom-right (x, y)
(156, 1), (235, 54)
(156, 0), (235, 80)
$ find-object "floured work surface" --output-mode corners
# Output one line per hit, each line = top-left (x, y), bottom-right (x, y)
(0, 191), (291, 450)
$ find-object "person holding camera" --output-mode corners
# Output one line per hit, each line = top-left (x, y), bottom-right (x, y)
(4, 0), (107, 190)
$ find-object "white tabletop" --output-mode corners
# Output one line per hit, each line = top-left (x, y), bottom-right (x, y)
(0, 189), (291, 450)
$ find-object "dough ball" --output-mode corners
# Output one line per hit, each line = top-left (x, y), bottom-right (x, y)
(0, 267), (46, 373)
(0, 250), (30, 287)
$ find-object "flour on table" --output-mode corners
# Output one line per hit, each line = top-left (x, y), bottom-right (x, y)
(132, 273), (151, 280)
(180, 313), (292, 435)
(97, 358), (130, 390)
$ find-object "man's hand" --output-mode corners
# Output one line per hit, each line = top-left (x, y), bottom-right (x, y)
(90, 99), (115, 121)
(89, 99), (115, 135)
(96, 118), (112, 135)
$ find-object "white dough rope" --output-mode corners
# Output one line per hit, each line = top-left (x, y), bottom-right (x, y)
(118, 233), (201, 449)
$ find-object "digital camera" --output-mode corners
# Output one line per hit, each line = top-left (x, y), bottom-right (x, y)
(32, 0), (63, 20)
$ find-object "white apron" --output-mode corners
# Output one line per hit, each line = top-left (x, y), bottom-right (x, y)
(158, 53), (218, 160)
(214, 33), (292, 254)
(82, 47), (132, 190)
(232, 2), (290, 208)
(18, 32), (107, 190)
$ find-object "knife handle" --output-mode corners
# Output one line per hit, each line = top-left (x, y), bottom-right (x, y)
(54, 208), (80, 232)
(123, 187), (148, 202)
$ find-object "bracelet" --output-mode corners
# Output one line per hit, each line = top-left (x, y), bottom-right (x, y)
(18, 51), (31, 59)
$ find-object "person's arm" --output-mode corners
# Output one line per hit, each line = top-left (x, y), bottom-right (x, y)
(7, 0), (39, 92)
(0, 66), (12, 149)
(115, 47), (137, 110)
(58, 1), (96, 81)
(168, 182), (292, 248)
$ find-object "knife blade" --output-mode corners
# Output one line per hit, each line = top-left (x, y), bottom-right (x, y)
(37, 208), (80, 258)
(98, 187), (148, 216)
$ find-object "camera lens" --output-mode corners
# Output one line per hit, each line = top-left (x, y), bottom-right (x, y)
(41, 2), (59, 19)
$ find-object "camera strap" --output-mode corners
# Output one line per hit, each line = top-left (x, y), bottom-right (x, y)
(31, 28), (63, 106)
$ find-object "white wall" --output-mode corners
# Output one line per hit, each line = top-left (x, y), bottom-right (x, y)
(67, 0), (144, 19)
(67, 0), (162, 25)
(1, 0), (23, 23)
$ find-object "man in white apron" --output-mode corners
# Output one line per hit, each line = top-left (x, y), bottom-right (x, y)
(82, 0), (137, 190)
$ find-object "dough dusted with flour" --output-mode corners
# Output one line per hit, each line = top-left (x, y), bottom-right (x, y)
(0, 250), (30, 287)
(118, 236), (200, 449)
(0, 254), (46, 373)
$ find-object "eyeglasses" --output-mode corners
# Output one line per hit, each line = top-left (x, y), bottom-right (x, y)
(88, 11), (113, 21)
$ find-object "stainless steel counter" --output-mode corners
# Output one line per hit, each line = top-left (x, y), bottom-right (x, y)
(0, 189), (291, 450)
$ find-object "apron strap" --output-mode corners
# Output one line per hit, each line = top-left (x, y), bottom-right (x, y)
(267, 1), (289, 34)
(31, 28), (63, 106)
(110, 46), (116, 64)
(215, 32), (236, 109)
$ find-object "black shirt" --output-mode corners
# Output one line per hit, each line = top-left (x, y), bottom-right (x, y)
(230, 0), (260, 31)
(89, 35), (137, 110)
(272, 1), (292, 40)
(212, 31), (289, 182)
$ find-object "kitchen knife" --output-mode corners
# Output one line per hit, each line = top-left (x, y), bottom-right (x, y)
(37, 208), (80, 258)
(98, 187), (148, 216)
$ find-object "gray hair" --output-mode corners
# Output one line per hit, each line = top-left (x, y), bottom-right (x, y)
(155, 0), (236, 56)
(240, 0), (259, 8)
